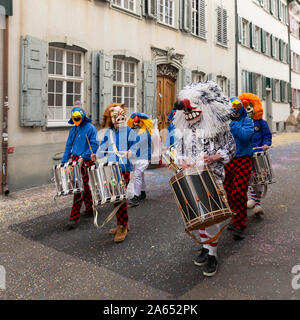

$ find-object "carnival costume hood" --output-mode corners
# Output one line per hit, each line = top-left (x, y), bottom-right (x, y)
(173, 81), (234, 139)
(127, 112), (153, 136)
(68, 107), (92, 125)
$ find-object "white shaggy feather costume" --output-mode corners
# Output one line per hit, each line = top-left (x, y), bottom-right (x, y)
(173, 81), (236, 258)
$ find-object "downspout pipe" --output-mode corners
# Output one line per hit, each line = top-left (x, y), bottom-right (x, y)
(2, 14), (9, 195)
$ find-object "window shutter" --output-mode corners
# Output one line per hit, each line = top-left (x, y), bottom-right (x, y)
(216, 6), (222, 44)
(285, 4), (289, 25)
(286, 43), (290, 64)
(229, 78), (236, 97)
(207, 73), (217, 82)
(20, 35), (47, 127)
(143, 61), (157, 119)
(182, 68), (192, 88)
(270, 34), (274, 57)
(280, 80), (283, 102)
(271, 78), (276, 101)
(248, 72), (253, 92)
(261, 29), (266, 53)
(249, 23), (255, 49)
(222, 8), (228, 45)
(99, 52), (113, 122)
(288, 82), (292, 103)
(262, 76), (267, 100)
(91, 51), (100, 124)
(182, 0), (192, 33)
(278, 0), (282, 21)
(238, 16), (242, 43)
(143, 0), (157, 19)
(199, 0), (206, 38)
(252, 73), (257, 94)
(270, 0), (275, 15)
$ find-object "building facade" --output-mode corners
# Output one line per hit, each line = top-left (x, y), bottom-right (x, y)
(289, 0), (300, 120)
(2, 0), (236, 192)
(237, 0), (291, 132)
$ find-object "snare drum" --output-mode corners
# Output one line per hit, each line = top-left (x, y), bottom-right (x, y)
(250, 150), (275, 186)
(53, 161), (83, 196)
(88, 161), (127, 205)
(170, 166), (234, 231)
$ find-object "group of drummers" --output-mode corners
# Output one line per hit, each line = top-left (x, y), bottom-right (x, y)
(57, 82), (274, 278)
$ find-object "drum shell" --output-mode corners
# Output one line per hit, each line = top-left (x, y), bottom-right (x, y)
(53, 161), (84, 196)
(250, 151), (275, 186)
(88, 161), (127, 205)
(170, 167), (234, 231)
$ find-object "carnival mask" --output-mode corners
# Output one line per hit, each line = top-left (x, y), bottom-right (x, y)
(174, 99), (202, 124)
(72, 110), (83, 126)
(242, 100), (254, 119)
(110, 106), (127, 129)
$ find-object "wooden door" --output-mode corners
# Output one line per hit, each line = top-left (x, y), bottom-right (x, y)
(156, 76), (175, 133)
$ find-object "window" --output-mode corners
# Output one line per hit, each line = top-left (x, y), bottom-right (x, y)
(47, 46), (84, 125)
(256, 74), (262, 99)
(157, 0), (174, 27)
(275, 80), (280, 101)
(113, 58), (137, 115)
(255, 26), (260, 51)
(192, 72), (205, 83)
(241, 19), (248, 46)
(265, 33), (270, 55)
(216, 6), (228, 46)
(191, 0), (206, 38)
(217, 76), (227, 95)
(112, 0), (136, 12)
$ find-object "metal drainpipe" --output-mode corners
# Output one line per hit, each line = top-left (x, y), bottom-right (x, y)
(2, 15), (9, 195)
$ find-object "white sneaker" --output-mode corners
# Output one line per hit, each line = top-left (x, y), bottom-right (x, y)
(247, 199), (256, 209)
(253, 205), (264, 216)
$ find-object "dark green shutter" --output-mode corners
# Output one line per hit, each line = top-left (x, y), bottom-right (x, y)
(0, 0), (13, 16)
(262, 76), (267, 100)
(271, 79), (276, 101)
(20, 35), (47, 127)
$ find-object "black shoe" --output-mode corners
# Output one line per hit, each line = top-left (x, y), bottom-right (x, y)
(129, 195), (140, 206)
(227, 222), (236, 231)
(233, 227), (245, 240)
(66, 220), (78, 230)
(139, 191), (146, 201)
(203, 255), (218, 277)
(194, 248), (209, 266)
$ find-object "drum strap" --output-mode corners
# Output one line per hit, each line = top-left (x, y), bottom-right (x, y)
(92, 201), (126, 229)
(185, 218), (234, 245)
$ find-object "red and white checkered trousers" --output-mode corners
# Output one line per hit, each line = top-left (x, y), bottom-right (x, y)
(69, 155), (94, 222)
(223, 156), (253, 230)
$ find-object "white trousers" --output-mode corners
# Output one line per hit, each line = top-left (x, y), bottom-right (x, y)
(133, 159), (149, 196)
(199, 223), (222, 257)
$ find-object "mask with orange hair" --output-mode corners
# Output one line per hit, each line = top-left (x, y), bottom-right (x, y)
(238, 93), (264, 120)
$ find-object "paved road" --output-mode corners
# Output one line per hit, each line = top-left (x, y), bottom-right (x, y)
(0, 133), (300, 300)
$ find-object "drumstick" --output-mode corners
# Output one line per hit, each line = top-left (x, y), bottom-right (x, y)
(253, 146), (272, 150)
(86, 134), (93, 153)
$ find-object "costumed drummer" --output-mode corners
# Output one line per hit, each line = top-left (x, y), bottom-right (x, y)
(127, 113), (153, 206)
(61, 102), (99, 230)
(173, 81), (236, 277)
(92, 103), (136, 243)
(239, 93), (272, 216)
(224, 98), (254, 239)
